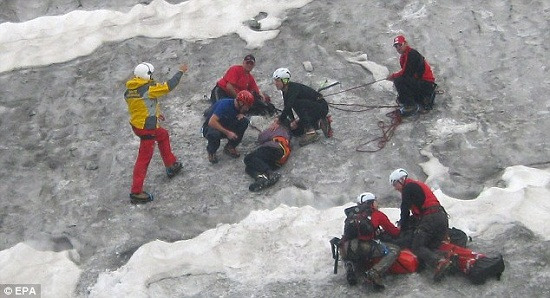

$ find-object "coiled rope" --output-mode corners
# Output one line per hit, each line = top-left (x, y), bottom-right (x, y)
(321, 79), (403, 153)
(355, 110), (402, 152)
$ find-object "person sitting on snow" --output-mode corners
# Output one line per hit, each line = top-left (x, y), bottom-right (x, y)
(386, 35), (437, 116)
(243, 119), (292, 192)
(271, 67), (332, 146)
(339, 192), (401, 291)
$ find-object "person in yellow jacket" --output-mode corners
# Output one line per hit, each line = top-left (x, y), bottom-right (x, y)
(124, 62), (188, 204)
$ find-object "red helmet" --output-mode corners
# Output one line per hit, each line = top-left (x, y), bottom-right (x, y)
(237, 90), (254, 106)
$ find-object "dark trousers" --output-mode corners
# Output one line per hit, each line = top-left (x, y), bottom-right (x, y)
(411, 210), (449, 268)
(394, 77), (435, 107)
(210, 85), (230, 103)
(202, 118), (249, 154)
(292, 98), (329, 133)
(244, 146), (283, 177)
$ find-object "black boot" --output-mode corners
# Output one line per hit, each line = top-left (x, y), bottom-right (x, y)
(249, 172), (280, 192)
(365, 269), (385, 291)
(249, 174), (269, 192)
(345, 262), (358, 286)
(433, 257), (454, 282)
(166, 161), (183, 178)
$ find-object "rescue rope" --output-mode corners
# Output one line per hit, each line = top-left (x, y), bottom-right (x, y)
(318, 78), (402, 153)
(328, 102), (398, 113)
(322, 78), (385, 98)
(355, 110), (402, 153)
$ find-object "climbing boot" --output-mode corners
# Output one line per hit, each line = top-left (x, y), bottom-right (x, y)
(166, 161), (182, 178)
(319, 115), (333, 138)
(208, 153), (218, 164)
(365, 269), (385, 291)
(433, 257), (454, 282)
(249, 172), (280, 192)
(398, 104), (419, 117)
(249, 174), (268, 192)
(129, 192), (153, 204)
(299, 131), (320, 147)
(266, 172), (281, 187)
(223, 144), (240, 158)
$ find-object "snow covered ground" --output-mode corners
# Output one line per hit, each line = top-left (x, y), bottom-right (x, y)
(0, 0), (549, 297)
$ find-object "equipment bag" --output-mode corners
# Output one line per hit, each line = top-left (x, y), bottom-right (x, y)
(388, 249), (419, 274)
(448, 227), (470, 247)
(467, 255), (505, 285)
(438, 242), (505, 284)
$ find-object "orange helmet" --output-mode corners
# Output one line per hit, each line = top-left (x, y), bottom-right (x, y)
(237, 90), (254, 106)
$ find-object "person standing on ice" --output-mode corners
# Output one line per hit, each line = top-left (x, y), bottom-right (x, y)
(386, 35), (437, 116)
(389, 168), (454, 282)
(271, 67), (332, 147)
(124, 62), (188, 204)
(339, 192), (401, 291)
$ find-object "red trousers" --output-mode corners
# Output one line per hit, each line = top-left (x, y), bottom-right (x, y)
(130, 126), (177, 194)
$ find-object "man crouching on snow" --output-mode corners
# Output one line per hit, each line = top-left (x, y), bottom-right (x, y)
(339, 192), (401, 291)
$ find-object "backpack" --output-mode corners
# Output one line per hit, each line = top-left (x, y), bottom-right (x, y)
(467, 255), (505, 284)
(343, 206), (375, 240)
(438, 242), (505, 285)
(448, 227), (471, 247)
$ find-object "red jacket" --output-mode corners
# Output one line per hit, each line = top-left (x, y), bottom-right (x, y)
(370, 210), (400, 238)
(389, 46), (435, 83)
(345, 208), (400, 241)
(216, 65), (260, 95)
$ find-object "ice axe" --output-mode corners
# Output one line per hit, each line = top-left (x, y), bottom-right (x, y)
(317, 80), (341, 92)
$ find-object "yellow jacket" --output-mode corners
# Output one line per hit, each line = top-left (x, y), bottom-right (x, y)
(124, 71), (183, 129)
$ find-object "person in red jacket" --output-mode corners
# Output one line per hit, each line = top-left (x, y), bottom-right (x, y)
(389, 168), (454, 282)
(340, 192), (401, 291)
(386, 35), (437, 116)
(210, 54), (267, 102)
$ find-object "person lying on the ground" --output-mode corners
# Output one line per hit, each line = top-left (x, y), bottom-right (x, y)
(243, 119), (292, 192)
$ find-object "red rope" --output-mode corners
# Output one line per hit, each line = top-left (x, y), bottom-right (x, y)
(355, 109), (402, 152)
(325, 101), (403, 152)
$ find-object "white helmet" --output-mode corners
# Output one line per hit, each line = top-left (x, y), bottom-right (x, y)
(272, 68), (291, 82)
(356, 192), (376, 204)
(389, 168), (408, 186)
(134, 62), (154, 80)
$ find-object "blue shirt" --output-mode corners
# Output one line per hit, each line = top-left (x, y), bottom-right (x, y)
(207, 98), (239, 127)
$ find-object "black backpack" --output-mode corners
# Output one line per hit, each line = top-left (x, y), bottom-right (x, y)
(467, 254), (505, 284)
(448, 227), (471, 247)
(343, 205), (375, 239)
